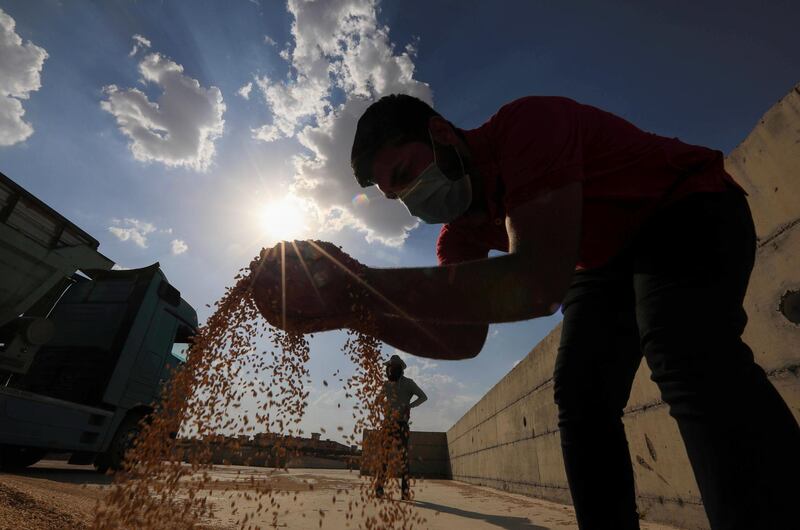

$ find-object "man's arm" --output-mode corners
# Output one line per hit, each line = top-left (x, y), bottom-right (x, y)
(409, 381), (427, 409)
(356, 316), (487, 360)
(252, 182), (581, 360)
(362, 182), (582, 325)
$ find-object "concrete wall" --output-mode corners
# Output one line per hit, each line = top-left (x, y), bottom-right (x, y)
(446, 84), (800, 530)
(286, 455), (351, 469)
(362, 430), (452, 479)
(408, 431), (451, 479)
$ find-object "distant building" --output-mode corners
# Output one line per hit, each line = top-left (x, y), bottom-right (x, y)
(176, 431), (360, 469)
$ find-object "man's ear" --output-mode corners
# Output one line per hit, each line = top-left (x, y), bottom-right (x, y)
(428, 116), (458, 146)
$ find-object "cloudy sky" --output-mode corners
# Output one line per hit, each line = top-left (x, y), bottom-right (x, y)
(1, 0), (798, 439)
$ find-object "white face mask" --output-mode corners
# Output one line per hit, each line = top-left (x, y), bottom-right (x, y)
(397, 134), (472, 224)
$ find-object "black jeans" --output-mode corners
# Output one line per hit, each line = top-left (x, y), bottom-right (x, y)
(554, 192), (800, 530)
(376, 420), (410, 494)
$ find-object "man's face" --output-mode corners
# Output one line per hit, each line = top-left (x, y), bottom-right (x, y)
(370, 136), (466, 200)
(386, 364), (403, 381)
(370, 141), (433, 199)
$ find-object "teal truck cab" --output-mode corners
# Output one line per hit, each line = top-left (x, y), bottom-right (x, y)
(0, 172), (197, 471)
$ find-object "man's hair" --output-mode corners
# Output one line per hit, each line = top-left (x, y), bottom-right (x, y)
(351, 94), (442, 188)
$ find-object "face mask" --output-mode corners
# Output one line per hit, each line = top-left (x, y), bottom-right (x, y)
(397, 133), (472, 224)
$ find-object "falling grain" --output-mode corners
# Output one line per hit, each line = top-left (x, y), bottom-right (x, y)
(92, 241), (424, 529)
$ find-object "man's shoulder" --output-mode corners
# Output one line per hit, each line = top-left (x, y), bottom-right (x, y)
(478, 95), (584, 150)
(399, 376), (417, 387)
(494, 95), (580, 120)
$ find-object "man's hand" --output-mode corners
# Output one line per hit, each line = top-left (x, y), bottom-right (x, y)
(249, 240), (368, 333)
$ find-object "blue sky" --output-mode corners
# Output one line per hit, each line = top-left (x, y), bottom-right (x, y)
(1, 0), (798, 438)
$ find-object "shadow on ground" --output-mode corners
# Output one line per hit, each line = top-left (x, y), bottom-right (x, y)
(414, 500), (551, 530)
(12, 465), (113, 486)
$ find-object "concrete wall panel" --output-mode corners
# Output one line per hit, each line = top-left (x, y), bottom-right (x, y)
(624, 406), (699, 501)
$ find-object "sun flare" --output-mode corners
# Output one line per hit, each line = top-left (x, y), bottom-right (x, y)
(260, 195), (310, 241)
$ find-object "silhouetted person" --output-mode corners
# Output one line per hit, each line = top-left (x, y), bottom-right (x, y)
(376, 354), (427, 500)
(253, 94), (800, 529)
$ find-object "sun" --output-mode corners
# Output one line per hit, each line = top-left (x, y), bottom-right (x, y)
(260, 195), (310, 241)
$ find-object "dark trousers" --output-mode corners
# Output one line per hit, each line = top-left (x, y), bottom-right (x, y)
(554, 191), (800, 530)
(376, 420), (410, 494)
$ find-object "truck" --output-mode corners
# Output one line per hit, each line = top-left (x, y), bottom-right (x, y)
(0, 171), (197, 472)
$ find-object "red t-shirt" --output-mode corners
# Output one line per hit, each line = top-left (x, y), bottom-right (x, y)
(436, 96), (744, 269)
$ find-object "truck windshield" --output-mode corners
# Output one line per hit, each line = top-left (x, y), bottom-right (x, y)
(171, 324), (195, 363)
(171, 343), (189, 363)
(170, 324), (196, 363)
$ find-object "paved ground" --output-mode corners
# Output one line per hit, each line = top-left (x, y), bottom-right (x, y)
(0, 460), (679, 529)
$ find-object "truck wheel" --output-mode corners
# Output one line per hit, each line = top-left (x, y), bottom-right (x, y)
(0, 445), (46, 470)
(94, 413), (144, 473)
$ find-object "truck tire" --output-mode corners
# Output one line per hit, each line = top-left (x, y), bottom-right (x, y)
(0, 445), (46, 470)
(94, 413), (144, 474)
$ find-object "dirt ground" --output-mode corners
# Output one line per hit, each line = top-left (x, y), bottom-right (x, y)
(0, 460), (680, 530)
(0, 461), (108, 530)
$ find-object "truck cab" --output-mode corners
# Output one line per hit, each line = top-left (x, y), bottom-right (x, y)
(0, 171), (197, 471)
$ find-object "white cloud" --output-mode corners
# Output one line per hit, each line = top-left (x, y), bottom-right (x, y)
(237, 81), (253, 100)
(249, 0), (431, 246)
(263, 35), (277, 46)
(0, 8), (48, 146)
(404, 361), (476, 431)
(128, 33), (151, 57)
(109, 219), (189, 257)
(416, 358), (439, 371)
(111, 264), (131, 271)
(101, 37), (226, 171)
(392, 350), (440, 373)
(171, 238), (188, 255)
(310, 386), (347, 409)
(108, 218), (156, 248)
(414, 392), (477, 432)
(405, 365), (455, 387)
(252, 123), (281, 142)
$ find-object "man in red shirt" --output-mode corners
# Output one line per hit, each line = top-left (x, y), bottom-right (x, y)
(251, 95), (799, 529)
